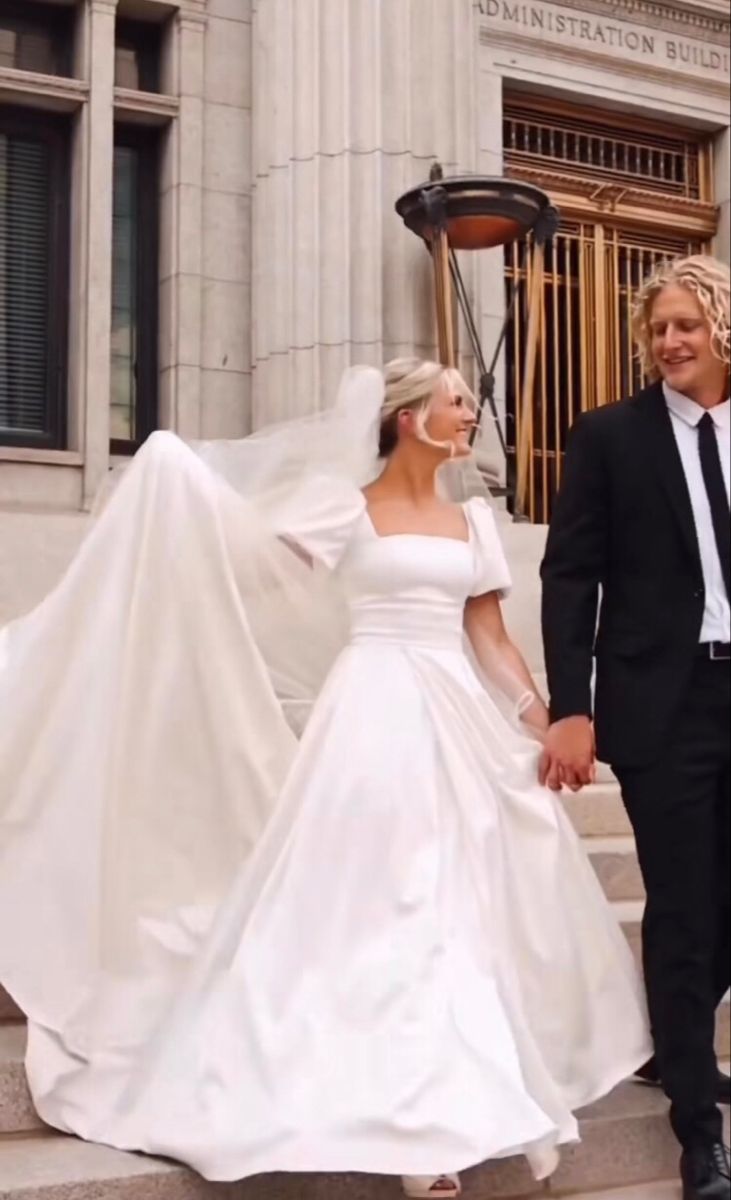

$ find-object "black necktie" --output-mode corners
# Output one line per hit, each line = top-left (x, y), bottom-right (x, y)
(697, 412), (730, 603)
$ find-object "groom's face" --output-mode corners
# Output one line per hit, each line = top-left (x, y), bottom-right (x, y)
(649, 284), (727, 401)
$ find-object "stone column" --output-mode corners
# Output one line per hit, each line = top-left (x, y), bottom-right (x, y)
(250, 0), (479, 425)
(199, 0), (253, 438)
(158, 10), (207, 438)
(76, 0), (117, 507)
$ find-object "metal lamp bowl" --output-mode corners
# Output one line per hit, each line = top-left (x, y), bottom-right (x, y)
(395, 175), (553, 250)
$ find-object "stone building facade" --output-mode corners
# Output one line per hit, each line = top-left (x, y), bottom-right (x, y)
(0, 0), (729, 620)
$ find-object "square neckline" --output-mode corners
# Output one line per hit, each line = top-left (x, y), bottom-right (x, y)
(361, 505), (472, 546)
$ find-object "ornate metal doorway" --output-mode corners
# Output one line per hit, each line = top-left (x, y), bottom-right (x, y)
(502, 94), (717, 522)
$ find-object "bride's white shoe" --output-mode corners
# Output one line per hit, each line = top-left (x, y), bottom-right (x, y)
(401, 1175), (461, 1197)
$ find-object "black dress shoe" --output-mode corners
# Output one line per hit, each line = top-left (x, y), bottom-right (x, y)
(634, 1059), (731, 1105)
(633, 1057), (662, 1086)
(681, 1141), (731, 1200)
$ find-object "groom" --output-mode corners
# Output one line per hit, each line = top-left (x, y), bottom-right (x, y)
(540, 254), (730, 1200)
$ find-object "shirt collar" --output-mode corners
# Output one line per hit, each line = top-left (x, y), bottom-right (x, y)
(663, 382), (731, 431)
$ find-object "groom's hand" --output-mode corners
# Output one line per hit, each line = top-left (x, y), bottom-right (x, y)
(539, 716), (596, 792)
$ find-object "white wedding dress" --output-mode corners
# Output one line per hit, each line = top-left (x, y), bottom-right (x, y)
(0, 431), (651, 1184)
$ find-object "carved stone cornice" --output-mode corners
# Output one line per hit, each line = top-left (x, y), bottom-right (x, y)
(178, 0), (208, 21)
(114, 86), (180, 124)
(480, 27), (729, 98)
(0, 67), (89, 111)
(565, 0), (727, 41)
(178, 13), (208, 32)
(476, 0), (729, 43)
(507, 161), (719, 235)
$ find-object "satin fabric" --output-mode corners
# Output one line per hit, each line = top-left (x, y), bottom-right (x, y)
(1, 433), (651, 1183)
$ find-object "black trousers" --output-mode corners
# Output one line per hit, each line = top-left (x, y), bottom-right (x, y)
(614, 656), (730, 1150)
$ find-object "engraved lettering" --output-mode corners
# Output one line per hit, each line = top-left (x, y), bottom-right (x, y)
(477, 1), (728, 77)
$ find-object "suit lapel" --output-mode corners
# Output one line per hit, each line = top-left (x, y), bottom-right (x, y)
(632, 382), (701, 568)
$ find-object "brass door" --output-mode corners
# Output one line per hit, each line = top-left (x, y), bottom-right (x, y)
(504, 224), (705, 523)
(500, 95), (717, 523)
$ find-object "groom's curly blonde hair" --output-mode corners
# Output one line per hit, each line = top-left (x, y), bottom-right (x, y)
(632, 254), (730, 377)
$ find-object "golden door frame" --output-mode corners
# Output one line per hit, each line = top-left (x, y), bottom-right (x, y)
(501, 97), (718, 523)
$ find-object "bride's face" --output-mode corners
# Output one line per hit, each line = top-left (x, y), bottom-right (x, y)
(423, 379), (476, 457)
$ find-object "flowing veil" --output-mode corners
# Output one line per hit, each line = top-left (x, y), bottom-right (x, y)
(90, 364), (499, 730)
(0, 365), (521, 1054)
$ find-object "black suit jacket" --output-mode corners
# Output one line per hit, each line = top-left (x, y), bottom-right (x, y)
(541, 381), (707, 768)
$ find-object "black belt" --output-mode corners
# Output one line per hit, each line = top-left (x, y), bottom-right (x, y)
(698, 641), (731, 661)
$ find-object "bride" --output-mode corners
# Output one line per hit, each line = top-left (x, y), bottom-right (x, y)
(0, 358), (650, 1198)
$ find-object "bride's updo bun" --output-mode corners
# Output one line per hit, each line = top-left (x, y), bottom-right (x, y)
(378, 358), (475, 458)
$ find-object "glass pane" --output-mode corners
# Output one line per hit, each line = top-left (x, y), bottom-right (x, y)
(114, 24), (160, 93)
(0, 14), (67, 76)
(111, 145), (138, 443)
(114, 44), (141, 91)
(0, 133), (51, 436)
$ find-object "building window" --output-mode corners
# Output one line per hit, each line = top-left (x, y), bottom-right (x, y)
(111, 127), (159, 452)
(0, 108), (69, 448)
(114, 20), (162, 93)
(0, 0), (73, 78)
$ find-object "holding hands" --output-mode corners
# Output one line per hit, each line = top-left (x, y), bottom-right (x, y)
(539, 715), (596, 792)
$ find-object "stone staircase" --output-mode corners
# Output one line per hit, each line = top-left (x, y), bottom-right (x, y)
(2, 766), (728, 1199)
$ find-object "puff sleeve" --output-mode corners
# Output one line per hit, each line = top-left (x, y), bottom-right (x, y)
(465, 498), (512, 599)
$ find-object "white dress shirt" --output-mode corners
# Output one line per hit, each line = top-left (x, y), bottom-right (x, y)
(664, 383), (730, 644)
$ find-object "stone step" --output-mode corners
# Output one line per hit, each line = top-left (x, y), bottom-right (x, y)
(0, 1080), (677, 1200)
(559, 1187), (681, 1200)
(539, 1081), (677, 1197)
(594, 760), (618, 785)
(0, 992), (21, 1027)
(561, 783), (632, 839)
(0, 1134), (241, 1199)
(588, 838), (645, 903)
(617, 904), (652, 970)
(0, 1028), (41, 1136)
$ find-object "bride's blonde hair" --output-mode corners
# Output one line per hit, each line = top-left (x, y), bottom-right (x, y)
(378, 358), (476, 457)
(632, 254), (730, 377)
